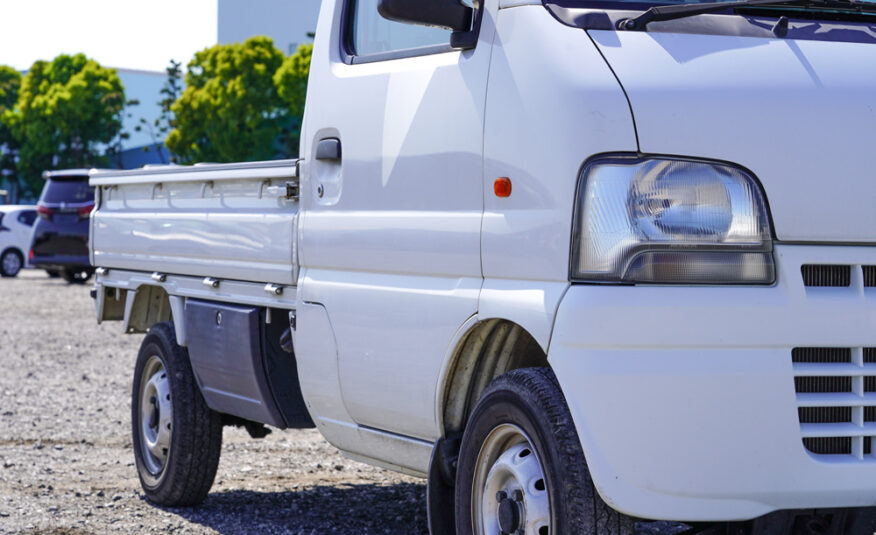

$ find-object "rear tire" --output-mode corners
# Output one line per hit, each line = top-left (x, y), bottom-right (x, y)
(455, 367), (635, 535)
(62, 267), (93, 284)
(0, 249), (22, 277)
(132, 322), (223, 506)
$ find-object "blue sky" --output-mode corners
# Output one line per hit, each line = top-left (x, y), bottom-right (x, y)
(1, 0), (218, 73)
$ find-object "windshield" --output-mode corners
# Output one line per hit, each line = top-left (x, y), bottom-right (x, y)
(41, 178), (94, 205)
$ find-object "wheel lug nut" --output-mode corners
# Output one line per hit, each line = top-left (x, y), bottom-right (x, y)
(496, 490), (508, 502)
(512, 489), (524, 502)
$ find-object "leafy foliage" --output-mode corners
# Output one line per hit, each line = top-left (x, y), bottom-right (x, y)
(166, 37), (314, 163)
(137, 60), (183, 164)
(1, 54), (125, 193)
(274, 43), (313, 157)
(0, 66), (19, 114)
(166, 37), (288, 164)
(0, 66), (22, 193)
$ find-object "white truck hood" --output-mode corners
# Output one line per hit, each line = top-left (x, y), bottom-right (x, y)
(589, 30), (876, 243)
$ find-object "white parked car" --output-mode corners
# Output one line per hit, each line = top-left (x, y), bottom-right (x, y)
(0, 205), (37, 277)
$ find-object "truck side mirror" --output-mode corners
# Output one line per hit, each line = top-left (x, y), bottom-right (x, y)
(378, 0), (473, 32)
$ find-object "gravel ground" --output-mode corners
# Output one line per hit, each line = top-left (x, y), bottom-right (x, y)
(0, 270), (427, 535)
(0, 270), (697, 535)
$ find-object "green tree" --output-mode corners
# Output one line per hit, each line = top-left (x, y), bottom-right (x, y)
(166, 37), (288, 163)
(274, 43), (313, 157)
(0, 66), (22, 199)
(2, 54), (125, 193)
(137, 59), (183, 164)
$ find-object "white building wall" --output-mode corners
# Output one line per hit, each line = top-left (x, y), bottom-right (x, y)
(118, 69), (168, 149)
(218, 0), (321, 55)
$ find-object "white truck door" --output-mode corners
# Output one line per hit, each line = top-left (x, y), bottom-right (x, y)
(298, 0), (494, 441)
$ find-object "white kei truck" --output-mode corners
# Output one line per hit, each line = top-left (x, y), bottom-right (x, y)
(89, 0), (876, 533)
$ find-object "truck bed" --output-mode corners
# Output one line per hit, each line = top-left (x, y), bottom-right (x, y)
(89, 160), (299, 286)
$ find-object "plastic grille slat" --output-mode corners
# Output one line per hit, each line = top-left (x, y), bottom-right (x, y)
(864, 266), (876, 287)
(794, 347), (876, 458)
(801, 265), (851, 287)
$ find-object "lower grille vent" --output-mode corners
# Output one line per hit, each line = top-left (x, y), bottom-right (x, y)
(864, 266), (875, 287)
(801, 265), (850, 287)
(798, 406), (851, 424)
(793, 347), (876, 459)
(803, 437), (851, 455)
(793, 347), (851, 364)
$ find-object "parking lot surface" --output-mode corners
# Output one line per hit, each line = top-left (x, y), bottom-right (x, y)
(0, 271), (427, 534)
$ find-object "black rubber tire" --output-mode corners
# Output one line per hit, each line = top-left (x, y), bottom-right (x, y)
(46, 270), (61, 279)
(131, 322), (222, 506)
(0, 249), (22, 277)
(61, 267), (94, 284)
(455, 367), (635, 535)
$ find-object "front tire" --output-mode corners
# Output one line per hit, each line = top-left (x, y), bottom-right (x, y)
(0, 249), (22, 277)
(132, 322), (222, 506)
(455, 368), (635, 535)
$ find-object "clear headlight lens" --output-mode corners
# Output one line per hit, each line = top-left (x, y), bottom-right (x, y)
(572, 156), (775, 284)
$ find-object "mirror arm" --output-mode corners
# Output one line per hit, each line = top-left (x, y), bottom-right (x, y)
(451, 1), (483, 49)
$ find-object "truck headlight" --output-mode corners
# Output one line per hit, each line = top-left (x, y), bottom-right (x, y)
(572, 156), (775, 284)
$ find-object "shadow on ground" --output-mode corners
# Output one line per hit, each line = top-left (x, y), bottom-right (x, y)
(163, 482), (428, 535)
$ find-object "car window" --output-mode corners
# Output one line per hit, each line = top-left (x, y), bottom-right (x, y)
(349, 0), (452, 57)
(41, 179), (94, 204)
(17, 210), (37, 226)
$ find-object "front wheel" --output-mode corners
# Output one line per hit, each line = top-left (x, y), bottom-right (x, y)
(0, 249), (22, 277)
(132, 322), (223, 506)
(455, 368), (636, 535)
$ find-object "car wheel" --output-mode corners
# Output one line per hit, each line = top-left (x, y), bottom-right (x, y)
(132, 322), (223, 506)
(455, 367), (635, 535)
(0, 249), (23, 277)
(61, 267), (94, 284)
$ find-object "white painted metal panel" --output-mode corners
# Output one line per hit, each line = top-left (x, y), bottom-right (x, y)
(297, 0), (496, 441)
(91, 162), (299, 285)
(550, 244), (876, 520)
(302, 268), (481, 441)
(482, 6), (638, 282)
(591, 30), (876, 243)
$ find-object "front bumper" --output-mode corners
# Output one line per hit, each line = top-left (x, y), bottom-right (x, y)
(548, 244), (876, 521)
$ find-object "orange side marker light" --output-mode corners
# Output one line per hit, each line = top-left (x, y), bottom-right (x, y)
(494, 177), (512, 198)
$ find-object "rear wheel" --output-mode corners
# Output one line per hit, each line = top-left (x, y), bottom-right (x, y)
(61, 267), (93, 284)
(455, 368), (635, 535)
(0, 249), (22, 277)
(132, 322), (222, 506)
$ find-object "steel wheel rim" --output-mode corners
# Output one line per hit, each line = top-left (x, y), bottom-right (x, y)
(2, 252), (20, 275)
(138, 355), (172, 475)
(472, 423), (551, 535)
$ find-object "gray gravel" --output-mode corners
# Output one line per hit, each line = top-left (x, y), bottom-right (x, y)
(0, 270), (696, 535)
(0, 270), (427, 535)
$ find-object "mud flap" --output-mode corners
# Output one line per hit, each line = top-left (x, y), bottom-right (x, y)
(428, 435), (461, 535)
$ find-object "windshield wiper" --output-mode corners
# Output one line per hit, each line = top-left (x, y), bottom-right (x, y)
(618, 0), (868, 30)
